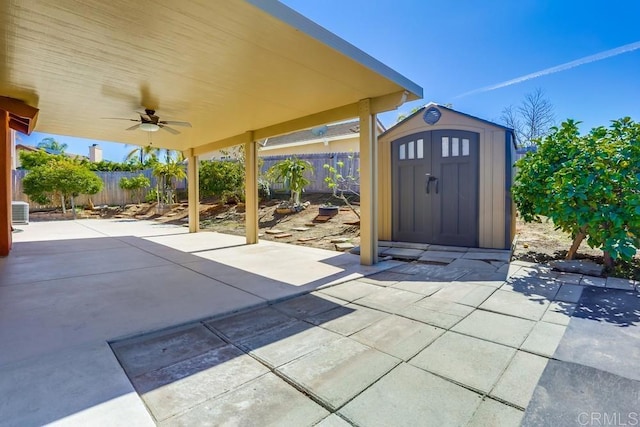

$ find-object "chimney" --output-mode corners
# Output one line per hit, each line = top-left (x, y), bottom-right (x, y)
(89, 144), (102, 162)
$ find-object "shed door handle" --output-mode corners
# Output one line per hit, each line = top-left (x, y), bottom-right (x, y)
(426, 175), (437, 194)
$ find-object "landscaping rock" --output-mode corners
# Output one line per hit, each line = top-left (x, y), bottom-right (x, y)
(336, 243), (355, 251)
(265, 229), (285, 235)
(549, 259), (604, 277)
(274, 233), (292, 239)
(292, 227), (310, 232)
(331, 237), (350, 243)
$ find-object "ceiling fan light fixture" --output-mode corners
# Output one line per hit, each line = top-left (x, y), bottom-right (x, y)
(140, 123), (160, 132)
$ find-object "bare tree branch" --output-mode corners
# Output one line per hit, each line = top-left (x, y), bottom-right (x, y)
(501, 88), (555, 147)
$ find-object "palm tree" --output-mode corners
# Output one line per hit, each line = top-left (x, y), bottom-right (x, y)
(125, 145), (159, 165)
(152, 159), (187, 204)
(37, 137), (68, 155)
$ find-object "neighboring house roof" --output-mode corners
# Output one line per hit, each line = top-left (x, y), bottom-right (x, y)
(15, 144), (88, 160)
(381, 102), (515, 137)
(259, 119), (386, 151)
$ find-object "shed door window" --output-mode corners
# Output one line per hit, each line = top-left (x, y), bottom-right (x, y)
(451, 137), (460, 156)
(441, 137), (449, 157)
(399, 143), (406, 160)
(417, 139), (424, 159)
(462, 138), (470, 156)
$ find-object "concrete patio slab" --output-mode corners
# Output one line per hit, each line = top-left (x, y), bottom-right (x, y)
(579, 275), (607, 288)
(305, 304), (390, 336)
(159, 372), (329, 426)
(111, 324), (227, 378)
(606, 276), (638, 290)
(277, 338), (399, 410)
(452, 310), (535, 348)
(350, 315), (444, 360)
(462, 251), (511, 262)
(479, 289), (550, 320)
(0, 342), (154, 427)
(354, 287), (424, 313)
(340, 363), (482, 427)
(410, 332), (516, 393)
(379, 247), (424, 260)
(318, 280), (383, 302)
(490, 351), (549, 408)
(356, 270), (413, 286)
(448, 258), (498, 271)
(522, 360), (640, 427)
(468, 398), (524, 427)
(520, 321), (566, 357)
(132, 344), (269, 421)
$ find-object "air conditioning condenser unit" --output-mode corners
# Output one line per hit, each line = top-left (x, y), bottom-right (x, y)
(11, 201), (29, 224)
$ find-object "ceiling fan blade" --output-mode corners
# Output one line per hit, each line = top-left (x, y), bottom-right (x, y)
(101, 117), (139, 121)
(136, 111), (152, 121)
(160, 120), (192, 127)
(125, 123), (142, 131)
(159, 125), (180, 135)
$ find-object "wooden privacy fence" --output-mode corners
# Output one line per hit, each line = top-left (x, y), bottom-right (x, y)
(12, 152), (359, 209)
(12, 169), (187, 210)
(260, 152), (360, 194)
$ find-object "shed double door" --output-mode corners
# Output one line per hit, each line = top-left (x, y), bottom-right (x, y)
(392, 130), (479, 247)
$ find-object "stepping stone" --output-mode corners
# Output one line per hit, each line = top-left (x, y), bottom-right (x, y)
(314, 215), (331, 223)
(304, 223), (317, 227)
(298, 237), (317, 242)
(291, 227), (310, 232)
(344, 220), (360, 225)
(380, 247), (424, 260)
(386, 241), (430, 250)
(549, 259), (604, 276)
(273, 233), (292, 239)
(265, 229), (285, 234)
(331, 237), (350, 243)
(336, 242), (355, 251)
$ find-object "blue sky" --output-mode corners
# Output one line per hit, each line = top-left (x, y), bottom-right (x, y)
(18, 0), (640, 161)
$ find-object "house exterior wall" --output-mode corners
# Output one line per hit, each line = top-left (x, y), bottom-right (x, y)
(259, 136), (359, 157)
(378, 106), (514, 249)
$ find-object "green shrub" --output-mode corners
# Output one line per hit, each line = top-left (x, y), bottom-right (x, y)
(199, 160), (245, 202)
(119, 174), (151, 204)
(513, 117), (640, 267)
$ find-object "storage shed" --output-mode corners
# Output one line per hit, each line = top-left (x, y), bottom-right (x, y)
(377, 103), (516, 249)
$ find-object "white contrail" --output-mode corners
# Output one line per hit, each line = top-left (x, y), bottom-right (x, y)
(455, 40), (640, 98)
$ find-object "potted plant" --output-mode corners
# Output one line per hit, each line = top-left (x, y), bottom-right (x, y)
(319, 202), (339, 217)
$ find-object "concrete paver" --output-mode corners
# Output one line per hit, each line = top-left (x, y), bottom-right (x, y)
(132, 344), (269, 421)
(521, 321), (566, 357)
(340, 363), (482, 427)
(205, 307), (297, 342)
(399, 300), (470, 329)
(159, 373), (329, 427)
(410, 332), (516, 393)
(318, 280), (383, 302)
(541, 301), (576, 325)
(272, 293), (345, 319)
(350, 315), (444, 360)
(431, 281), (496, 307)
(479, 289), (550, 320)
(490, 351), (549, 408)
(112, 324), (226, 378)
(277, 338), (399, 410)
(238, 321), (342, 368)
(554, 283), (584, 303)
(452, 310), (535, 348)
(354, 287), (424, 313)
(468, 398), (524, 427)
(305, 304), (389, 336)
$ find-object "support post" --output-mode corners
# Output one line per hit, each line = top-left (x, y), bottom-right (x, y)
(358, 99), (378, 265)
(187, 149), (199, 233)
(244, 133), (259, 244)
(1, 111), (12, 256)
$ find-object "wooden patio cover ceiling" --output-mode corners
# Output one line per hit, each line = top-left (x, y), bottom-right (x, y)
(0, 0), (422, 152)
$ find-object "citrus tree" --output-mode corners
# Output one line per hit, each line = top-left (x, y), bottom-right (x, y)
(513, 118), (640, 267)
(267, 157), (313, 205)
(23, 158), (103, 217)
